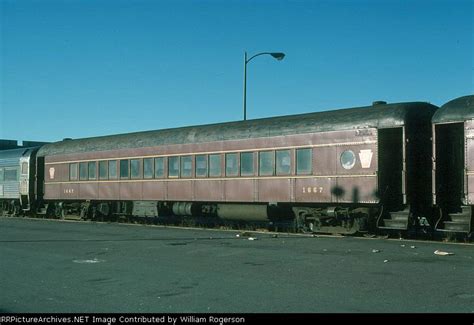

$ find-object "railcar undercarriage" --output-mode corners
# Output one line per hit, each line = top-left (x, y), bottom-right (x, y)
(21, 200), (379, 235)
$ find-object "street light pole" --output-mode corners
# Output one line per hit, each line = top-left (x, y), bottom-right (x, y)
(243, 51), (285, 121)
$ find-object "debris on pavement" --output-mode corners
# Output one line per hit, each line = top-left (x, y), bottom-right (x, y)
(434, 250), (454, 256)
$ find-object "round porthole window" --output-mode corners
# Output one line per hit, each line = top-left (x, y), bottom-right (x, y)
(340, 150), (356, 170)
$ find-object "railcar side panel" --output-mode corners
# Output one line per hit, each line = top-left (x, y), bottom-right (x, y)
(61, 183), (79, 200)
(294, 177), (334, 203)
(313, 147), (337, 176)
(167, 181), (193, 201)
(335, 144), (378, 175)
(44, 183), (61, 199)
(47, 164), (67, 182)
(41, 129), (379, 205)
(79, 183), (99, 199)
(194, 180), (224, 201)
(335, 177), (378, 203)
(142, 182), (166, 200)
(224, 180), (254, 202)
(258, 179), (291, 202)
(119, 182), (142, 200)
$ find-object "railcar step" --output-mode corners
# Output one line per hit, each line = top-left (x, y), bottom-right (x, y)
(448, 213), (472, 223)
(389, 212), (410, 221)
(461, 206), (472, 215)
(437, 228), (470, 233)
(64, 215), (82, 221)
(380, 219), (408, 230)
(442, 221), (470, 233)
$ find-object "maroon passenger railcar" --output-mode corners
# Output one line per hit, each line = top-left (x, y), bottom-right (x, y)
(37, 101), (437, 234)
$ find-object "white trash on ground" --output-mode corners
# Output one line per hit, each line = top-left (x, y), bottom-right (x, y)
(434, 250), (454, 256)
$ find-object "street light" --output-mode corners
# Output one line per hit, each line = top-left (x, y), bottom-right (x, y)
(243, 51), (285, 121)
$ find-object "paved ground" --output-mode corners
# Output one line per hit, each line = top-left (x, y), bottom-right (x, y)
(0, 217), (473, 313)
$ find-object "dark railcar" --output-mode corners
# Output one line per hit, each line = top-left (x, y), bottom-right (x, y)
(37, 101), (437, 234)
(432, 95), (474, 234)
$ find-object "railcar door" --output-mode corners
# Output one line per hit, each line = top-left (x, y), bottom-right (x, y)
(36, 156), (45, 202)
(466, 120), (474, 205)
(434, 123), (465, 210)
(19, 156), (30, 210)
(378, 127), (404, 211)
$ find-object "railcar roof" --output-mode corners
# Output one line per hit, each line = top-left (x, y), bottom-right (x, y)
(0, 147), (37, 160)
(38, 102), (437, 157)
(432, 95), (474, 124)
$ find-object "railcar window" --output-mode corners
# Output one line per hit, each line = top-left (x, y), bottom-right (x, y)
(79, 162), (88, 180)
(226, 153), (238, 177)
(0, 168), (4, 181)
(155, 157), (165, 178)
(21, 162), (28, 174)
(4, 168), (18, 181)
(259, 151), (275, 176)
(240, 152), (254, 176)
(130, 159), (142, 179)
(109, 161), (118, 179)
(340, 150), (356, 170)
(99, 161), (108, 180)
(144, 158), (154, 179)
(195, 155), (208, 177)
(88, 162), (97, 180)
(69, 163), (78, 181)
(209, 154), (221, 177)
(296, 148), (312, 175)
(168, 157), (179, 178)
(181, 156), (192, 178)
(120, 160), (129, 179)
(276, 150), (291, 175)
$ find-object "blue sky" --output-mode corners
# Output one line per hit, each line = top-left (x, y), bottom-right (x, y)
(1, 0), (473, 142)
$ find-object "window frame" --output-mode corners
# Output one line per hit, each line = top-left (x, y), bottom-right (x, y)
(88, 161), (97, 180)
(276, 149), (292, 176)
(209, 154), (222, 177)
(79, 162), (88, 181)
(21, 162), (29, 175)
(99, 161), (108, 180)
(69, 163), (78, 181)
(143, 158), (154, 179)
(195, 154), (208, 178)
(120, 159), (130, 179)
(155, 157), (165, 179)
(296, 148), (313, 175)
(259, 151), (275, 176)
(225, 153), (239, 177)
(168, 156), (180, 178)
(130, 158), (142, 179)
(108, 160), (118, 179)
(240, 152), (255, 176)
(4, 167), (19, 182)
(181, 155), (193, 178)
